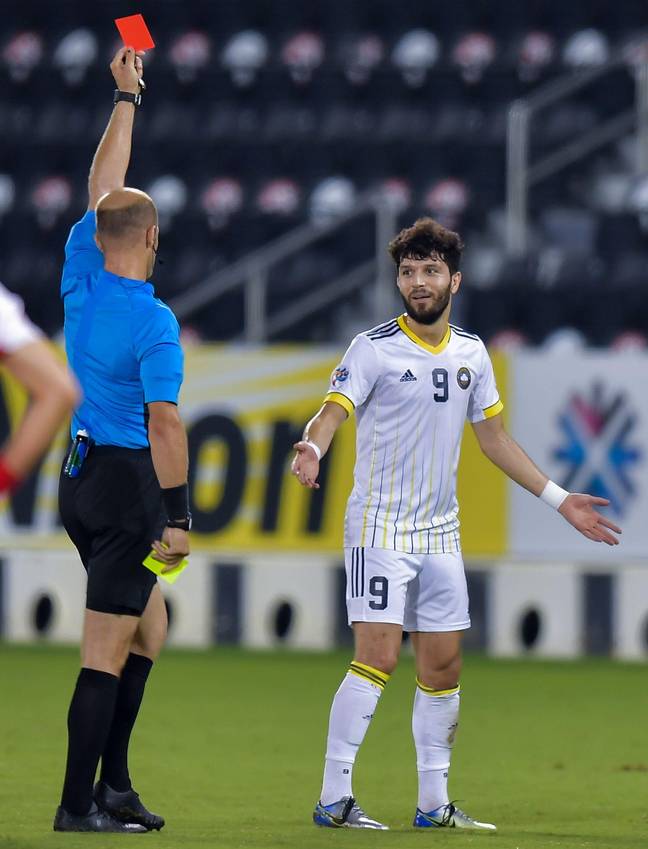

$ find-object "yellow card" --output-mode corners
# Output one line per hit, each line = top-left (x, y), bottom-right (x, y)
(142, 549), (189, 584)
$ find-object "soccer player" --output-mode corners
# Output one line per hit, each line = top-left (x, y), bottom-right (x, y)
(53, 48), (191, 833)
(291, 217), (621, 832)
(0, 282), (78, 495)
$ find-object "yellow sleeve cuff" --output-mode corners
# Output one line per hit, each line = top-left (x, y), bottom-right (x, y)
(483, 399), (504, 419)
(324, 391), (355, 416)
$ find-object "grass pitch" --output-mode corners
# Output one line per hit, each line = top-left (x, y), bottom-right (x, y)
(0, 645), (646, 849)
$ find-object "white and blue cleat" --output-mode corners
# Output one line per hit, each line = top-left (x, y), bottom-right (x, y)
(313, 796), (389, 830)
(414, 801), (496, 831)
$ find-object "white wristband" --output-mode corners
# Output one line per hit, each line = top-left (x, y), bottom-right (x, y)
(305, 440), (322, 461)
(539, 480), (569, 510)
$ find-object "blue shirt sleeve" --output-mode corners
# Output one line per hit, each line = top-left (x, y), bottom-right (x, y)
(61, 211), (104, 297)
(133, 303), (184, 404)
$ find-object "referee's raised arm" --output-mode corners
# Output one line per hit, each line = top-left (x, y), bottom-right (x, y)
(87, 47), (143, 210)
(54, 48), (190, 834)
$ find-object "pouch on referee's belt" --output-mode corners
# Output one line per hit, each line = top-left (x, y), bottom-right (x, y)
(63, 429), (93, 478)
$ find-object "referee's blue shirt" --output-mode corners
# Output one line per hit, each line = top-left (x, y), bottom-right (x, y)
(61, 210), (184, 448)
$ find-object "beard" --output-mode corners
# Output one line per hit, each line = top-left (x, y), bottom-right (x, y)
(400, 283), (452, 325)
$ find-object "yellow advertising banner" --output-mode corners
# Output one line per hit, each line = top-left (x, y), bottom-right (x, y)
(0, 346), (507, 555)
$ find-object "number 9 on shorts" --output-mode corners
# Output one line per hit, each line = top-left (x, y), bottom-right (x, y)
(344, 546), (471, 632)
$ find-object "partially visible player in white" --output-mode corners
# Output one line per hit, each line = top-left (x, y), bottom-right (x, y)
(0, 282), (78, 496)
(291, 217), (621, 832)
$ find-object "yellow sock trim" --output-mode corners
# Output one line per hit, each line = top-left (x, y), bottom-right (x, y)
(416, 678), (460, 697)
(348, 661), (390, 690)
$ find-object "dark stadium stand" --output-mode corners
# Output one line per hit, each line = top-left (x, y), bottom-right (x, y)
(1, 0), (647, 343)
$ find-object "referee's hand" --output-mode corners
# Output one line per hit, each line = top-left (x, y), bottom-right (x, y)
(152, 526), (190, 571)
(111, 46), (145, 95)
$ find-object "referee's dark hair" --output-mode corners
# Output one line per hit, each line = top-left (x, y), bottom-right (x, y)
(388, 217), (464, 275)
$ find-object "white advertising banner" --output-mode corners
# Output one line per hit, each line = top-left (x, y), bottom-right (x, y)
(510, 352), (647, 561)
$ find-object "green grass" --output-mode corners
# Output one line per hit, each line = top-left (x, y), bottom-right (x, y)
(0, 645), (647, 849)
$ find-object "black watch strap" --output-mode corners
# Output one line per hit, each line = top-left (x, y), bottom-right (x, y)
(114, 89), (142, 107)
(166, 513), (192, 532)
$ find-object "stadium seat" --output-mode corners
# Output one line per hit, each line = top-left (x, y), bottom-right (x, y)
(0, 1), (645, 343)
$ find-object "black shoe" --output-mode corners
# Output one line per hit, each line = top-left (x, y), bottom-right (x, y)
(53, 802), (147, 832)
(94, 781), (165, 831)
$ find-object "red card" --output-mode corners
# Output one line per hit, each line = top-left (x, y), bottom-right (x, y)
(114, 14), (155, 51)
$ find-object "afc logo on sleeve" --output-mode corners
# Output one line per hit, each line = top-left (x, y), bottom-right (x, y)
(331, 366), (350, 388)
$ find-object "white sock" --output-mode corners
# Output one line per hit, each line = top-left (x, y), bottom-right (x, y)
(412, 678), (460, 813)
(320, 661), (389, 805)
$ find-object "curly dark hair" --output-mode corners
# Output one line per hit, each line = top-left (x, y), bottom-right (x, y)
(387, 217), (464, 275)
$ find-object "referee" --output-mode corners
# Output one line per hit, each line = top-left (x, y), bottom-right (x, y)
(54, 48), (190, 833)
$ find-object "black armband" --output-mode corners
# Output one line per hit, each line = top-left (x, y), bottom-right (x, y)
(162, 483), (189, 521)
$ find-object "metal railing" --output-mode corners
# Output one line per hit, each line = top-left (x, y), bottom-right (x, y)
(170, 194), (398, 342)
(506, 41), (648, 256)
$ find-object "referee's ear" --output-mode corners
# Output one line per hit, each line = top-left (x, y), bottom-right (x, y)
(146, 224), (158, 250)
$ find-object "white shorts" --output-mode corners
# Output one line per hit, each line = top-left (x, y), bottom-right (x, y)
(345, 546), (470, 633)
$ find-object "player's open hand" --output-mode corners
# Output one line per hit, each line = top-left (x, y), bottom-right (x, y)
(152, 526), (190, 571)
(291, 441), (321, 489)
(110, 46), (145, 95)
(558, 493), (622, 545)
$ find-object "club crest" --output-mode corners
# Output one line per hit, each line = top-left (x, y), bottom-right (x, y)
(457, 367), (471, 390)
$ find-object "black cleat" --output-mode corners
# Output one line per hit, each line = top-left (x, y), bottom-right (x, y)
(94, 781), (165, 831)
(53, 802), (147, 832)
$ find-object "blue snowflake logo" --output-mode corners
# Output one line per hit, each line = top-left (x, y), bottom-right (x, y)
(553, 382), (641, 516)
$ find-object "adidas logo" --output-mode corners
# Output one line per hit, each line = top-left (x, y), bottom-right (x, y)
(399, 369), (417, 382)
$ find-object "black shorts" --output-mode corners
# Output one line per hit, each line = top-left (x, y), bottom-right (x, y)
(59, 445), (165, 617)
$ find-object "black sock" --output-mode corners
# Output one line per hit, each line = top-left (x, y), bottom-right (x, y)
(100, 653), (153, 792)
(61, 668), (120, 815)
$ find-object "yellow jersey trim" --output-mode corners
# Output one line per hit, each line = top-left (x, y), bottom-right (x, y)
(324, 391), (354, 416)
(416, 678), (460, 697)
(483, 399), (504, 419)
(397, 314), (451, 355)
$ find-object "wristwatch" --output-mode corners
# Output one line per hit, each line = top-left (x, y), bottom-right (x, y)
(166, 513), (192, 532)
(114, 89), (142, 107)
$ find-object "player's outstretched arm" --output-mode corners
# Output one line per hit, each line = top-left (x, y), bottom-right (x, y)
(0, 341), (79, 491)
(291, 401), (348, 489)
(472, 413), (621, 546)
(87, 47), (144, 210)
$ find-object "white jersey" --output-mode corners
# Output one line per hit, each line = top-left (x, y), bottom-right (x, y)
(0, 283), (40, 357)
(325, 315), (503, 554)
